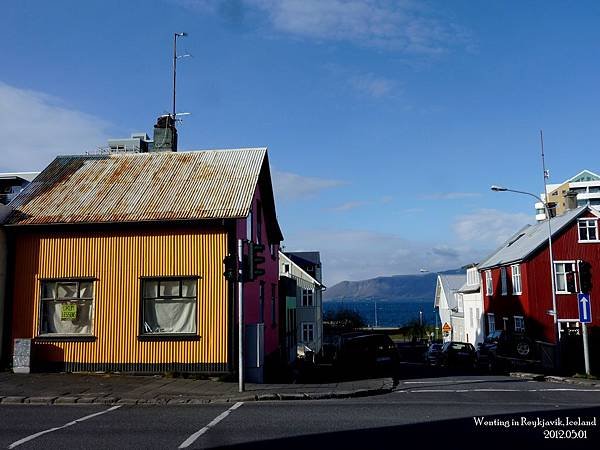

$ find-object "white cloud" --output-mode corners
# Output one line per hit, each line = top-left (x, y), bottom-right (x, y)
(177, 0), (470, 53)
(284, 228), (488, 285)
(421, 192), (482, 200)
(272, 169), (345, 202)
(328, 201), (367, 212)
(0, 82), (110, 172)
(453, 209), (532, 246)
(349, 73), (396, 98)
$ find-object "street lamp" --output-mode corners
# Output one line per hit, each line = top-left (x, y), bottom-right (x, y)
(490, 185), (560, 368)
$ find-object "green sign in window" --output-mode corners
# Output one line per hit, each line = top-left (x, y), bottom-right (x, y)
(61, 303), (77, 321)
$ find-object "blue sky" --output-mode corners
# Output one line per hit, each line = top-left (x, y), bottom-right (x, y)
(2, 0), (600, 284)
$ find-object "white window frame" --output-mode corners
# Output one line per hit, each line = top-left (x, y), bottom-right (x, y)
(578, 218), (599, 242)
(469, 307), (474, 328)
(466, 268), (480, 286)
(487, 313), (495, 334)
(511, 264), (522, 295)
(301, 322), (315, 343)
(554, 261), (577, 294)
(485, 270), (493, 296)
(500, 267), (507, 296)
(514, 316), (525, 333)
(301, 288), (314, 307)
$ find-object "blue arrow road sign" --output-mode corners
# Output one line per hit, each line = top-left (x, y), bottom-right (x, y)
(578, 293), (592, 323)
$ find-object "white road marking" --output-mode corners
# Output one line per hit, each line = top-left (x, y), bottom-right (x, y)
(7, 405), (122, 449)
(403, 379), (486, 384)
(178, 402), (244, 449)
(396, 388), (600, 393)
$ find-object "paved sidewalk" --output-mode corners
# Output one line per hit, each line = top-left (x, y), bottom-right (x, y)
(0, 372), (396, 405)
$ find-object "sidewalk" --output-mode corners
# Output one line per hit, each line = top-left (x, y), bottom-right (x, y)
(510, 371), (600, 387)
(0, 372), (396, 405)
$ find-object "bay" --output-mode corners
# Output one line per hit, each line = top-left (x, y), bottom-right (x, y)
(323, 299), (435, 328)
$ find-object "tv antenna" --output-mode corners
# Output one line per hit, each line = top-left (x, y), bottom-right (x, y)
(172, 32), (192, 120)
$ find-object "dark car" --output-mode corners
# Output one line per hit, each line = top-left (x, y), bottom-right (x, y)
(477, 330), (535, 372)
(425, 343), (444, 366)
(440, 341), (477, 369)
(332, 333), (400, 377)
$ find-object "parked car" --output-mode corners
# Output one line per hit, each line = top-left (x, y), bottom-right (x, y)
(325, 332), (400, 377)
(477, 330), (535, 372)
(425, 343), (444, 366)
(440, 341), (477, 369)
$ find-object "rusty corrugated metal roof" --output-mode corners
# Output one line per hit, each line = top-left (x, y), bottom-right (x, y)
(6, 148), (268, 226)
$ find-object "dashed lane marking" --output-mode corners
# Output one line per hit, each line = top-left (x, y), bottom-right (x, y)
(178, 402), (244, 449)
(7, 405), (122, 449)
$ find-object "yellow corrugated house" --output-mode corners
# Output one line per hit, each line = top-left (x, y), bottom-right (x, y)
(3, 148), (282, 373)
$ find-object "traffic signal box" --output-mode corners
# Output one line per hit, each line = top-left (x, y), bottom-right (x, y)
(246, 242), (266, 281)
(579, 260), (592, 294)
(223, 254), (237, 282)
(566, 271), (577, 294)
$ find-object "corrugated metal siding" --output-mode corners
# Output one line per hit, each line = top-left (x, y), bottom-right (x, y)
(7, 148), (266, 225)
(11, 227), (229, 373)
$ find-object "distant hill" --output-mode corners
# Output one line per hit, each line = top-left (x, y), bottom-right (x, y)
(323, 269), (465, 302)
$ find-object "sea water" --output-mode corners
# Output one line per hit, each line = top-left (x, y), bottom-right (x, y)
(323, 299), (435, 328)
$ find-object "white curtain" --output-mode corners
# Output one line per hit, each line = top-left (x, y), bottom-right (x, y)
(43, 301), (93, 334)
(144, 299), (196, 333)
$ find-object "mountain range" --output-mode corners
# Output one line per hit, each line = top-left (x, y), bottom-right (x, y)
(323, 269), (465, 302)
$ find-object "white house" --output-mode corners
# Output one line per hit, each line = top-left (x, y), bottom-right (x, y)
(279, 251), (325, 360)
(457, 266), (485, 346)
(434, 274), (466, 342)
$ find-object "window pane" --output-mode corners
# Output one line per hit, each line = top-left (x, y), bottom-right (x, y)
(79, 281), (93, 299)
(143, 298), (196, 333)
(42, 282), (56, 299)
(159, 280), (180, 297)
(41, 300), (93, 334)
(556, 275), (566, 291)
(181, 279), (196, 297)
(56, 282), (78, 299)
(144, 280), (159, 298)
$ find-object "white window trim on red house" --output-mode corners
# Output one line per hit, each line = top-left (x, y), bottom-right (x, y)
(511, 264), (522, 295)
(578, 218), (599, 243)
(485, 270), (493, 296)
(554, 260), (578, 294)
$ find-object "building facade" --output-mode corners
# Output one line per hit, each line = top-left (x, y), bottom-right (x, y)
(279, 252), (324, 362)
(0, 172), (39, 205)
(2, 149), (283, 377)
(479, 206), (600, 370)
(458, 267), (485, 346)
(434, 274), (465, 342)
(535, 170), (600, 221)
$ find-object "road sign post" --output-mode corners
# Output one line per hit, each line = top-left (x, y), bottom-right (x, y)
(577, 293), (592, 376)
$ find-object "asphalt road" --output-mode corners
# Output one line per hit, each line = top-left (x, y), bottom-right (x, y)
(1, 375), (600, 449)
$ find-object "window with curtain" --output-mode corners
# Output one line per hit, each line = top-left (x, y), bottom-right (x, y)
(141, 278), (198, 335)
(40, 279), (95, 335)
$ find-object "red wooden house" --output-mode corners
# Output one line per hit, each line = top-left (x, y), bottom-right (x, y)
(478, 206), (600, 369)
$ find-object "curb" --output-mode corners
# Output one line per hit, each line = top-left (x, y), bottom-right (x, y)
(0, 386), (394, 406)
(510, 371), (600, 387)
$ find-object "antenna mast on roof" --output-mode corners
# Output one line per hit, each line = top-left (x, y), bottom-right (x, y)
(540, 130), (550, 217)
(172, 32), (191, 120)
